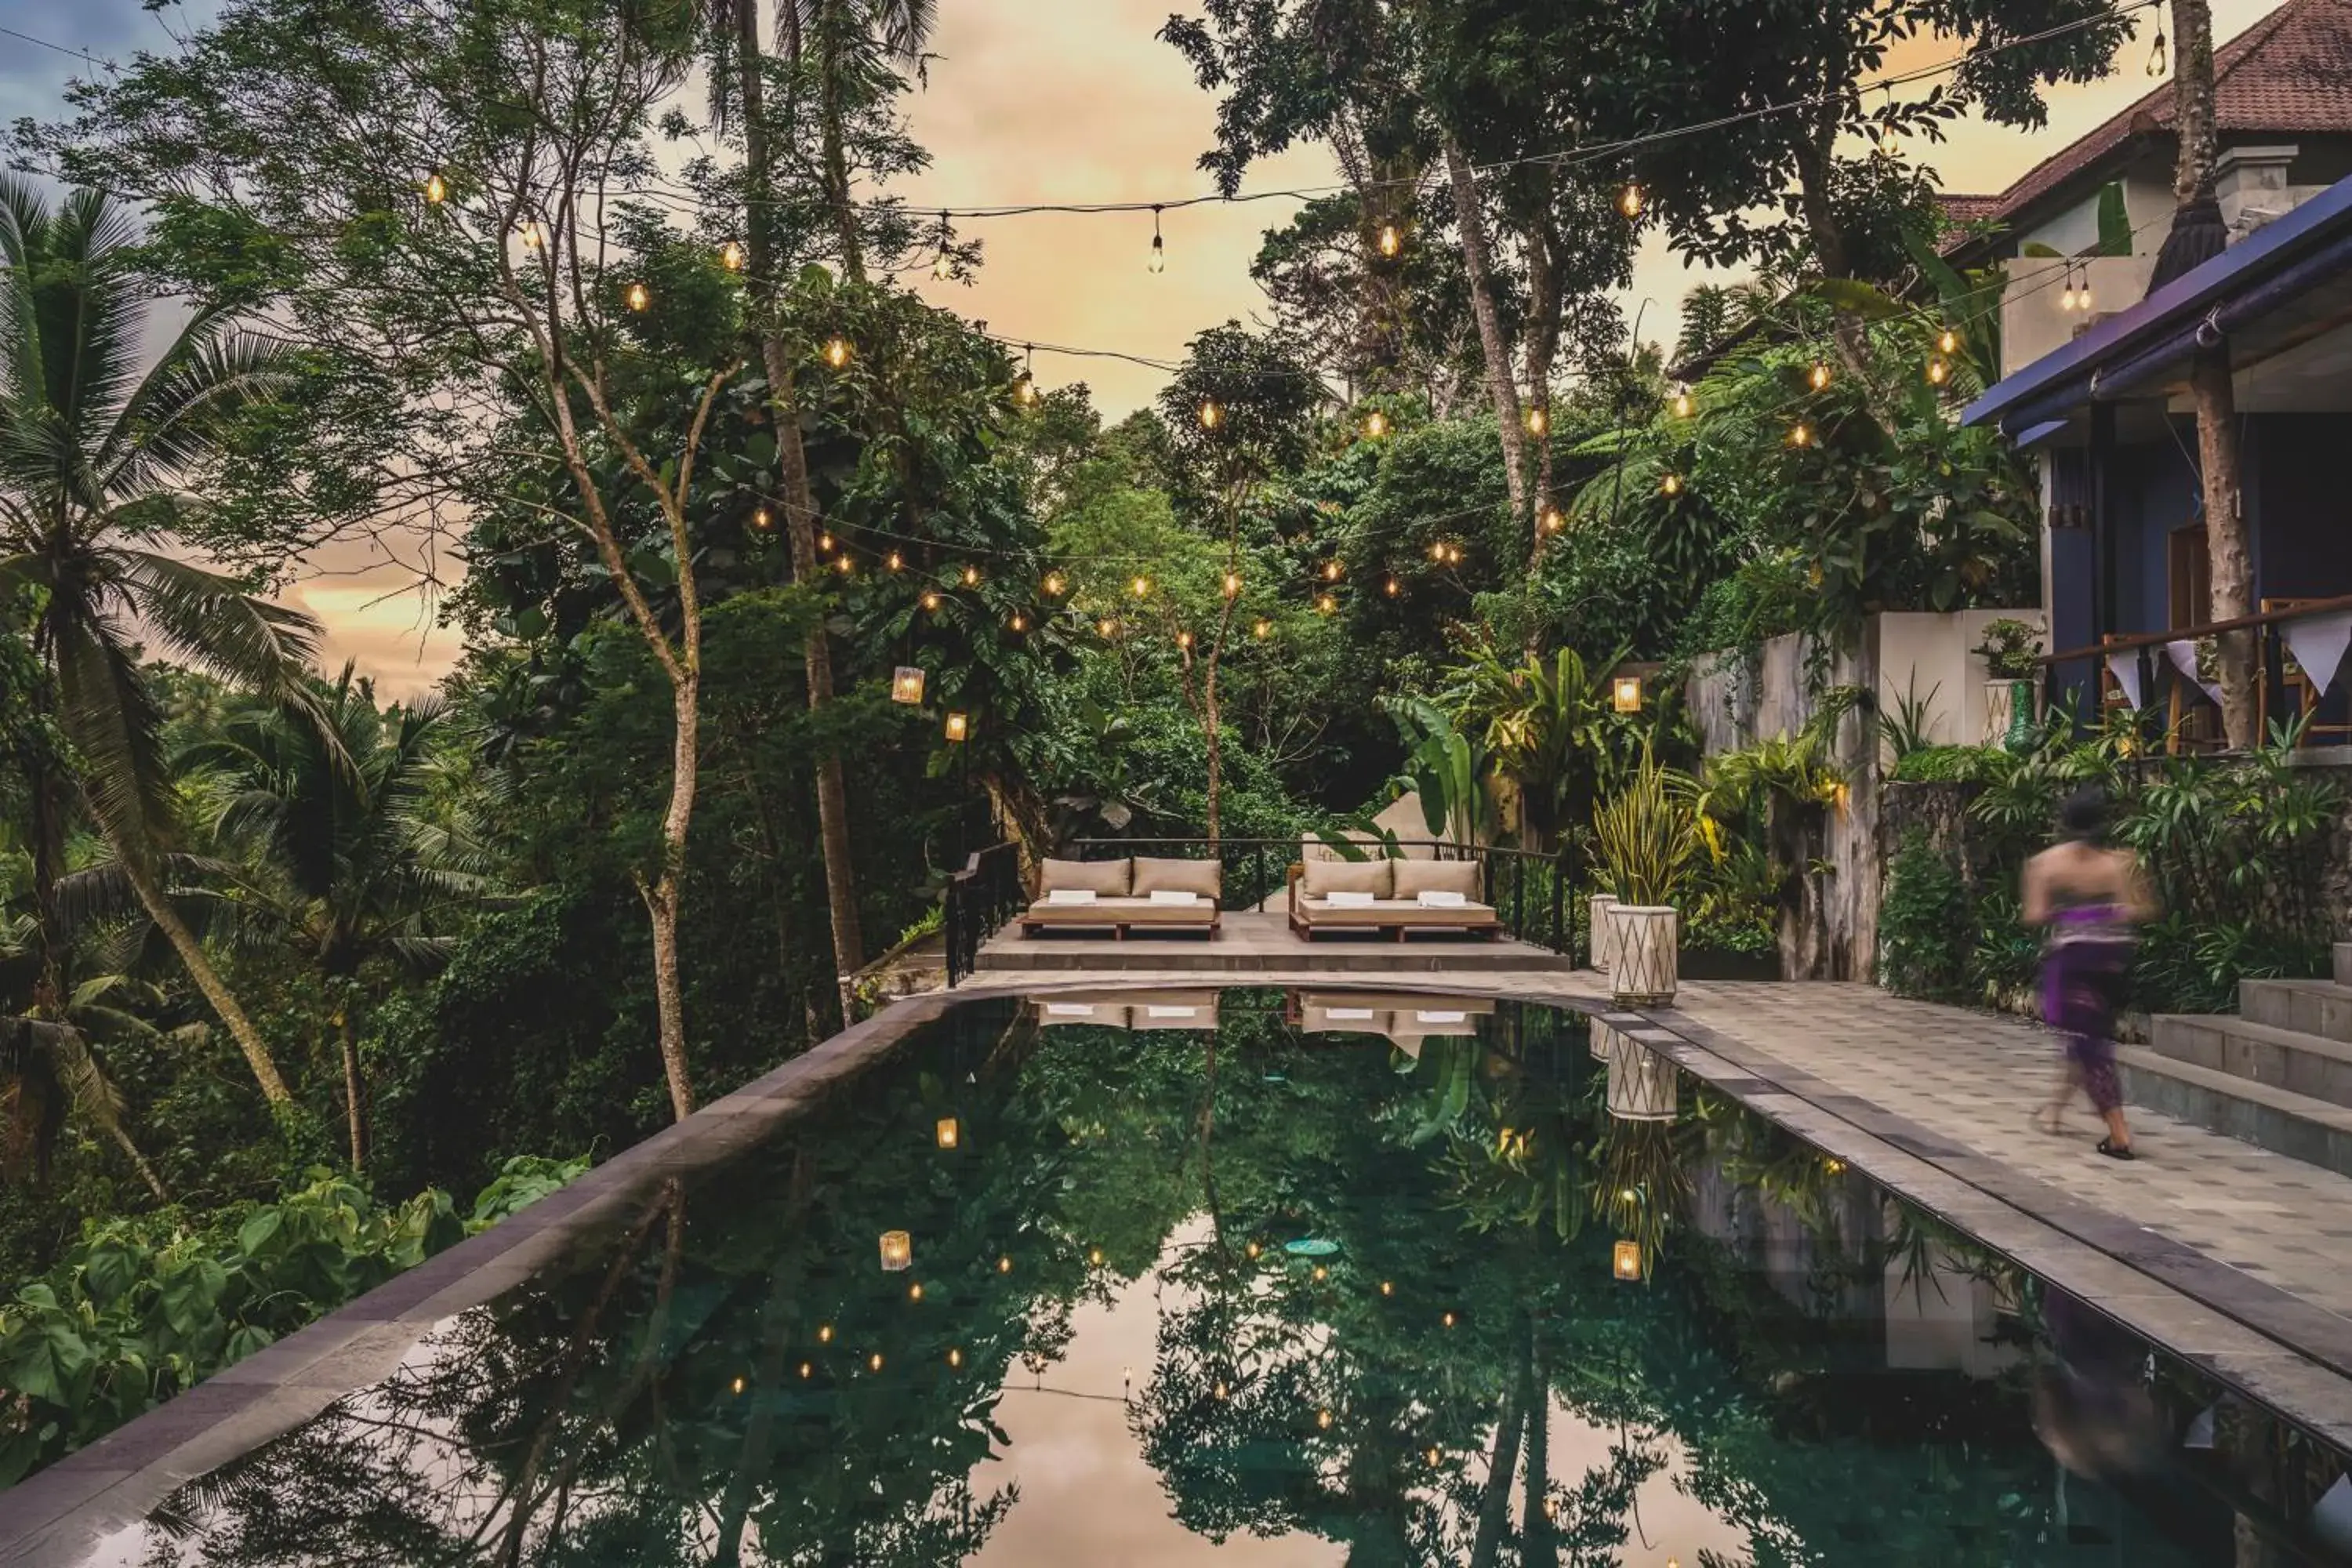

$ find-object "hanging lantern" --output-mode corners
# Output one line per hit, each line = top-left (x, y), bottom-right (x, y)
(879, 1230), (913, 1271)
(943, 713), (971, 743)
(824, 336), (852, 368)
(1199, 399), (1223, 430)
(1613, 1240), (1645, 1281)
(1613, 673), (1643, 713)
(1377, 222), (1402, 257)
(890, 666), (926, 705)
(722, 240), (745, 271)
(1618, 183), (1644, 219)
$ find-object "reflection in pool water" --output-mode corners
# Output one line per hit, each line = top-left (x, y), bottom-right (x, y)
(96, 990), (2352, 1566)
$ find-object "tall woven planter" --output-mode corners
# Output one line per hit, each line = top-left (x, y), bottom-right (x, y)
(1588, 895), (1619, 974)
(1604, 1029), (1677, 1122)
(1607, 905), (1679, 1007)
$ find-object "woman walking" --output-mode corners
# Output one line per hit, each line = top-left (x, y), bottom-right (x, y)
(2024, 789), (2156, 1159)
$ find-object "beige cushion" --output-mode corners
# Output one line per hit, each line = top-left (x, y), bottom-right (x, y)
(1038, 858), (1131, 897)
(1131, 856), (1221, 901)
(1393, 859), (1482, 901)
(1301, 858), (1392, 899)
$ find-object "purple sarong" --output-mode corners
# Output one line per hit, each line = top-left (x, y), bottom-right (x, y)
(2043, 906), (2132, 1115)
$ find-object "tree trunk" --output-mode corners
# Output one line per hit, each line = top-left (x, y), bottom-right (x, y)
(1443, 136), (1530, 531)
(1469, 1377), (1526, 1568)
(2194, 353), (2256, 746)
(816, 2), (865, 280)
(115, 850), (290, 1105)
(637, 670), (701, 1122)
(737, 0), (866, 1004)
(337, 1006), (365, 1171)
(1519, 1318), (1555, 1567)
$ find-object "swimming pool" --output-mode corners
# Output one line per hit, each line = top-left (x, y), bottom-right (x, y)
(52, 989), (2352, 1564)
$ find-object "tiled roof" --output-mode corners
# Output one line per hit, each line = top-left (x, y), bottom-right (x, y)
(1969, 0), (2352, 230)
(1938, 193), (2005, 224)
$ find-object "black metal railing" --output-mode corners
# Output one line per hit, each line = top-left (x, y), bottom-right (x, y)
(1062, 836), (1577, 963)
(944, 840), (1024, 987)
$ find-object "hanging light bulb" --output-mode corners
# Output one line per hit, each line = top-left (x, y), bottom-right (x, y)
(1380, 1280), (1394, 1297)
(962, 564), (982, 588)
(818, 1323), (834, 1343)
(824, 336), (852, 368)
(1618, 182), (1644, 219)
(2060, 267), (2079, 312)
(1926, 354), (1951, 387)
(1253, 618), (1272, 640)
(1010, 612), (1027, 633)
(1176, 630), (1193, 650)
(425, 172), (447, 204)
(1148, 204), (1167, 274)
(931, 210), (953, 281)
(1671, 385), (1693, 419)
(1321, 560), (1342, 583)
(818, 531), (834, 552)
(2148, 2), (2169, 76)
(518, 218), (544, 249)
(868, 1352), (884, 1373)
(886, 550), (904, 572)
(1131, 575), (1151, 598)
(1808, 361), (1831, 392)
(1316, 1407), (1334, 1431)
(920, 590), (942, 612)
(1221, 570), (1242, 597)
(2078, 274), (2094, 313)
(1541, 506), (1565, 534)
(1199, 399), (1222, 430)
(1316, 593), (1338, 615)
(626, 281), (650, 312)
(948, 1347), (964, 1369)
(834, 554), (854, 575)
(1015, 372), (1039, 406)
(1661, 473), (1683, 496)
(1098, 616), (1118, 637)
(1377, 222), (1402, 257)
(997, 1255), (1012, 1274)
(1429, 540), (1447, 562)
(1363, 408), (1389, 438)
(752, 507), (773, 531)
(1384, 575), (1401, 597)
(1044, 571), (1066, 597)
(1790, 422), (1813, 448)
(1214, 1379), (1231, 1400)
(1938, 327), (1959, 355)
(721, 240), (745, 271)
(1526, 406), (1549, 437)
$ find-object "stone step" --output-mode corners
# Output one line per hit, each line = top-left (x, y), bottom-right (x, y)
(2149, 1013), (2352, 1109)
(2336, 943), (2352, 989)
(2117, 1047), (2352, 1179)
(2241, 978), (2352, 1044)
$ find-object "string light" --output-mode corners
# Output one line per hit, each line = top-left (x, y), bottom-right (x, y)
(886, 550), (904, 572)
(1430, 541), (1446, 562)
(1316, 1407), (1334, 1430)
(824, 336), (852, 368)
(1789, 422), (1813, 448)
(962, 564), (982, 587)
(908, 1281), (924, 1301)
(518, 219), (544, 249)
(722, 240), (744, 271)
(1380, 1280), (1394, 1296)
(424, 172), (446, 204)
(1618, 183), (1644, 218)
(1427, 1446), (1442, 1465)
(1808, 361), (1831, 392)
(1246, 1241), (1261, 1259)
(818, 1323), (834, 1343)
(1098, 616), (1118, 637)
(1010, 612), (1028, 632)
(834, 554), (854, 575)
(1198, 399), (1223, 430)
(868, 1352), (884, 1372)
(948, 1348), (964, 1369)
(1671, 386), (1693, 419)
(1253, 619), (1272, 639)
(1214, 1379), (1230, 1400)
(1377, 222), (1402, 257)
(1526, 406), (1549, 437)
(2077, 270), (2093, 313)
(2148, 1), (2169, 74)
(1442, 1311), (1457, 1328)
(1148, 204), (1167, 274)
(997, 1255), (1013, 1273)
(1221, 570), (1242, 597)
(1131, 575), (1151, 598)
(1014, 344), (1039, 406)
(1089, 1247), (1105, 1265)
(818, 531), (834, 551)
(920, 590), (942, 612)
(1540, 506), (1565, 534)
(798, 1361), (812, 1379)
(731, 1374), (746, 1395)
(752, 507), (773, 531)
(1363, 408), (1389, 438)
(625, 281), (649, 311)
(1926, 354), (1950, 386)
(1175, 630), (1192, 649)
(1320, 560), (1342, 583)
(1384, 575), (1401, 597)
(1661, 473), (1683, 496)
(1938, 327), (1959, 354)
(1044, 571), (1067, 596)
(931, 209), (953, 281)
(1316, 593), (1338, 615)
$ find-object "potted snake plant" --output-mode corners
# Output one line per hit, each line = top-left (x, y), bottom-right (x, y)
(1595, 754), (1700, 1007)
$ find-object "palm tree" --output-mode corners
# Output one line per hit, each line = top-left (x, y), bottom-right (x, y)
(181, 666), (491, 1169)
(0, 177), (322, 1108)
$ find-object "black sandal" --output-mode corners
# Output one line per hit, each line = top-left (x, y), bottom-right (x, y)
(2096, 1137), (2136, 1160)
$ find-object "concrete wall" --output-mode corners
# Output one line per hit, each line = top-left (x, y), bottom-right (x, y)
(1686, 612), (2034, 981)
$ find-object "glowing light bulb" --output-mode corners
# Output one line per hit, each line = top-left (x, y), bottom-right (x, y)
(1808, 361), (1831, 392)
(519, 220), (544, 249)
(1316, 1407), (1334, 1430)
(1088, 1247), (1104, 1266)
(2148, 20), (2168, 75)
(1385, 576), (1400, 597)
(798, 1361), (811, 1378)
(948, 1348), (964, 1368)
(1199, 399), (1222, 430)
(818, 531), (834, 552)
(1618, 183), (1644, 219)
(1312, 1263), (1328, 1282)
(868, 1352), (884, 1372)
(1790, 422), (1813, 448)
(997, 1255), (1012, 1273)
(1443, 1311), (1457, 1328)
(1097, 617), (1117, 637)
(1214, 1379), (1230, 1399)
(1377, 223), (1401, 257)
(1526, 406), (1548, 436)
(731, 1375), (745, 1395)
(908, 1282), (924, 1301)
(425, 172), (446, 204)
(1321, 560), (1341, 582)
(625, 281), (649, 312)
(1044, 572), (1065, 596)
(722, 240), (744, 271)
(933, 250), (952, 281)
(2078, 280), (2093, 312)
(1131, 575), (1150, 598)
(1661, 473), (1682, 496)
(1938, 328), (1959, 354)
(961, 564), (981, 587)
(1253, 619), (1272, 639)
(1363, 409), (1388, 438)
(1316, 593), (1338, 615)
(1015, 375), (1039, 406)
(1010, 612), (1027, 633)
(1427, 1446), (1443, 1465)
(753, 507), (772, 531)
(824, 337), (851, 368)
(1148, 205), (1167, 274)
(818, 1323), (834, 1343)
(2061, 280), (2078, 312)
(833, 554), (853, 575)
(1430, 541), (1446, 561)
(886, 550), (903, 572)
(1380, 1279), (1394, 1297)
(1926, 355), (1950, 386)
(920, 590), (941, 612)
(1672, 387), (1693, 419)
(1541, 506), (1565, 534)
(1246, 1240), (1261, 1259)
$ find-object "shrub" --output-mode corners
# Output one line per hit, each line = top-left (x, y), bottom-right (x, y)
(1891, 743), (1990, 783)
(1878, 830), (1972, 1001)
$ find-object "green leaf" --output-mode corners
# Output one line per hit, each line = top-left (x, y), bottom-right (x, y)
(2096, 182), (2132, 257)
(236, 1209), (283, 1258)
(2018, 241), (2063, 259)
(82, 1244), (137, 1307)
(1811, 278), (1901, 319)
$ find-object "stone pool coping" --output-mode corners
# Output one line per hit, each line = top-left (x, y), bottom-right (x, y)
(0, 994), (953, 1566)
(7, 973), (2352, 1560)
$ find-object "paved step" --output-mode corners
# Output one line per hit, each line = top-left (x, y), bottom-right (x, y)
(2117, 1047), (2352, 1179)
(2241, 977), (2352, 1044)
(2336, 942), (2352, 989)
(2149, 1013), (2352, 1109)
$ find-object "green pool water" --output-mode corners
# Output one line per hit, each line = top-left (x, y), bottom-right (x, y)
(96, 990), (2352, 1565)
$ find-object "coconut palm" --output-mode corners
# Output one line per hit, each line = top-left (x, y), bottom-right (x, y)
(181, 666), (492, 1168)
(0, 177), (321, 1109)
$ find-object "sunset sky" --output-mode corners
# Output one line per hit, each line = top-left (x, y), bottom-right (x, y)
(0, 0), (2292, 694)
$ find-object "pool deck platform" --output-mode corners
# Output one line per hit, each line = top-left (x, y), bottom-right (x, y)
(974, 909), (1575, 975)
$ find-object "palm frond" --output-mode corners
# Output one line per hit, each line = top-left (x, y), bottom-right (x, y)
(97, 319), (297, 499)
(49, 614), (178, 869)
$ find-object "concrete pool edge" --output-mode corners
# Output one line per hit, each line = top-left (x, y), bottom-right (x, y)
(0, 993), (955, 1567)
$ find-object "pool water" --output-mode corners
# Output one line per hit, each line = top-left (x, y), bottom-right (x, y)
(96, 989), (2352, 1566)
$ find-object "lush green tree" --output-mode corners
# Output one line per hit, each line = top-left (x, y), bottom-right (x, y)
(0, 179), (324, 1110)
